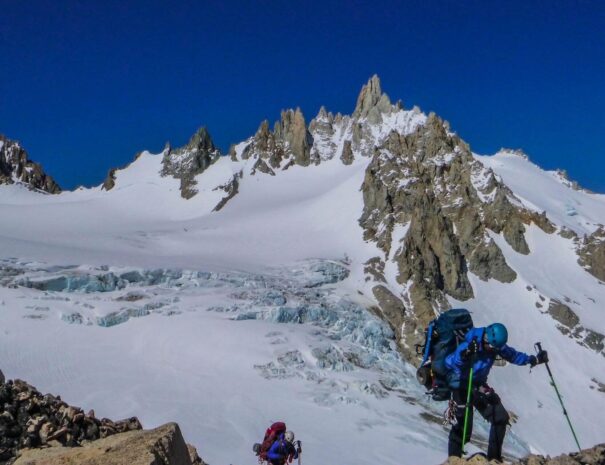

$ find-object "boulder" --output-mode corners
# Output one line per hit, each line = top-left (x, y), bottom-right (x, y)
(578, 226), (605, 281)
(14, 423), (205, 465)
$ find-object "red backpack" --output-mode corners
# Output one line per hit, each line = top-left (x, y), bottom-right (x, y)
(253, 422), (287, 461)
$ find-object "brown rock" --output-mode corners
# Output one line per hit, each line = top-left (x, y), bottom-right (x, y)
(275, 108), (313, 166)
(340, 140), (354, 165)
(372, 285), (406, 346)
(548, 300), (580, 329)
(578, 226), (605, 281)
(0, 134), (61, 193)
(14, 423), (199, 465)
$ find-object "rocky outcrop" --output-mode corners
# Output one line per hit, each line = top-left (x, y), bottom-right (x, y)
(359, 111), (556, 356)
(548, 299), (580, 329)
(102, 167), (118, 190)
(340, 140), (354, 165)
(212, 171), (242, 212)
(237, 109), (313, 169)
(353, 74), (393, 123)
(442, 443), (605, 465)
(553, 169), (591, 193)
(0, 379), (141, 462)
(0, 135), (61, 193)
(0, 377), (205, 465)
(161, 128), (221, 199)
(578, 226), (605, 281)
(372, 285), (406, 347)
(14, 423), (205, 465)
(547, 299), (605, 356)
(275, 108), (313, 166)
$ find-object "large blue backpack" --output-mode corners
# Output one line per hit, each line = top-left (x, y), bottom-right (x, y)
(416, 308), (474, 400)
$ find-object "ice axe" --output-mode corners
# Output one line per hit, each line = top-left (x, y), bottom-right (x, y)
(534, 342), (581, 452)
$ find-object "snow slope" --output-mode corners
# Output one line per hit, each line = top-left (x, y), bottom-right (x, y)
(477, 150), (605, 235)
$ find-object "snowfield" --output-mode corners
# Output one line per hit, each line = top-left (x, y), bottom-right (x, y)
(1, 135), (605, 464)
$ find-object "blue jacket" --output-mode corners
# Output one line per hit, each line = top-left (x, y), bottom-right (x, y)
(445, 327), (532, 389)
(267, 434), (298, 463)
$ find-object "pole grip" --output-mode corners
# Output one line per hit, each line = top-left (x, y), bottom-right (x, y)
(534, 341), (543, 353)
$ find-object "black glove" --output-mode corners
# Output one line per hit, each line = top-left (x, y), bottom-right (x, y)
(461, 339), (479, 361)
(537, 350), (548, 365)
(296, 440), (302, 454)
(529, 350), (548, 367)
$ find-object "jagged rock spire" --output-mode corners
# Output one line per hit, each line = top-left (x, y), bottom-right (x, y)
(353, 75), (392, 122)
(184, 126), (217, 154)
(161, 126), (221, 199)
(275, 108), (313, 166)
(0, 134), (61, 193)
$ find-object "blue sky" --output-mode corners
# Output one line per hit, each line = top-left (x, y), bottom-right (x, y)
(1, 0), (604, 191)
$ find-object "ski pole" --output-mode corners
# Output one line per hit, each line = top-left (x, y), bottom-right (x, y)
(534, 342), (581, 452)
(462, 349), (476, 453)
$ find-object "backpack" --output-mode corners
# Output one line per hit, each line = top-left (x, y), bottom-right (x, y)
(415, 308), (474, 400)
(253, 422), (287, 461)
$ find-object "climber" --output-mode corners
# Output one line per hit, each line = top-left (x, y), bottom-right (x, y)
(445, 323), (548, 461)
(267, 431), (299, 465)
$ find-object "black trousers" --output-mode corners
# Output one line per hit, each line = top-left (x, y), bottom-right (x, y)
(448, 387), (510, 461)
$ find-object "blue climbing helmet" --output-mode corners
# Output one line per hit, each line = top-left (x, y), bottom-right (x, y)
(485, 323), (508, 349)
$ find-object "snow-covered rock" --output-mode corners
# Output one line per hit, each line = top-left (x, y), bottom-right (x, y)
(0, 135), (60, 193)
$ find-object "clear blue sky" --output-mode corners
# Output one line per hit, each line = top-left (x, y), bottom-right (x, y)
(1, 0), (604, 191)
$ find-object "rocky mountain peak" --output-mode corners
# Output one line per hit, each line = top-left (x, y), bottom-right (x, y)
(353, 74), (393, 121)
(161, 126), (221, 199)
(236, 108), (314, 170)
(0, 135), (61, 194)
(184, 126), (217, 154)
(314, 105), (333, 124)
(275, 108), (313, 165)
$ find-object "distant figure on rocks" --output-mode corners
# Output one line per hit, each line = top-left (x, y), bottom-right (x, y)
(267, 431), (299, 465)
(445, 323), (548, 461)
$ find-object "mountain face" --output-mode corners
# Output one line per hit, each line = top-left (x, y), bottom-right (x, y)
(1, 76), (605, 464)
(162, 75), (599, 361)
(3, 76), (604, 361)
(0, 135), (61, 193)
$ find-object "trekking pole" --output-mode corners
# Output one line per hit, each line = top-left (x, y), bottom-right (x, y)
(461, 349), (476, 454)
(534, 342), (581, 452)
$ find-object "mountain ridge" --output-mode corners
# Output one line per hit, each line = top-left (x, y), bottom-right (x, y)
(2, 76), (604, 362)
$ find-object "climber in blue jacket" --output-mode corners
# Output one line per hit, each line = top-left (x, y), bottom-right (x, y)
(444, 323), (548, 461)
(267, 431), (299, 465)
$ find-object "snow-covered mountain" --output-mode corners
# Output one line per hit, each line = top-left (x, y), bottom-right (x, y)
(1, 76), (604, 465)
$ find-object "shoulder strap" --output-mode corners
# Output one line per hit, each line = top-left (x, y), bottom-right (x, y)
(420, 322), (435, 366)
